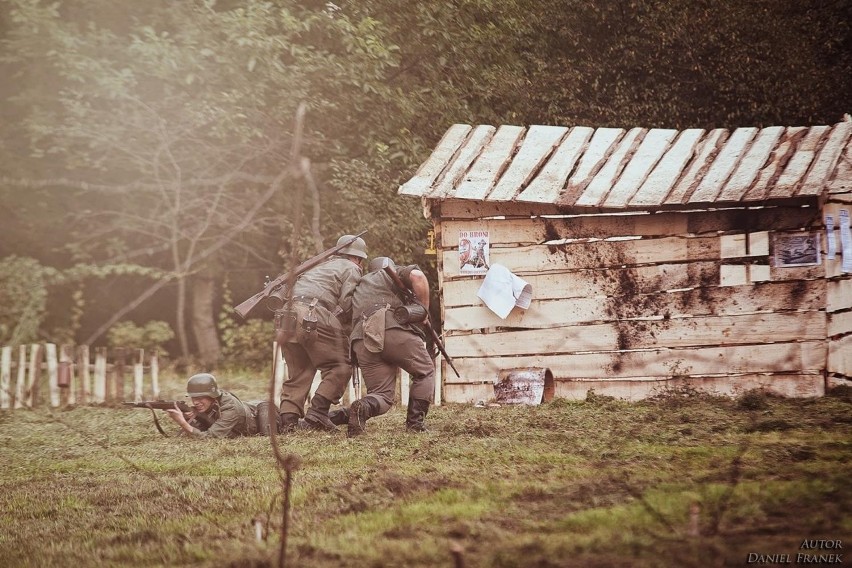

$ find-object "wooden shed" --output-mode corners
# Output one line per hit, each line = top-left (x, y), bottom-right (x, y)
(399, 118), (852, 403)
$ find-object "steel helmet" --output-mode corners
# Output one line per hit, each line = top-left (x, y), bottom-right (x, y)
(186, 373), (221, 399)
(336, 234), (368, 259)
(368, 256), (395, 272)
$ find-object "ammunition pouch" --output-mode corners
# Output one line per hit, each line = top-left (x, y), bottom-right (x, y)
(274, 309), (298, 344)
(300, 298), (319, 339)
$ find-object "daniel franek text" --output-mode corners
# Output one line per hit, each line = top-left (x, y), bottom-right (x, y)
(747, 539), (843, 564)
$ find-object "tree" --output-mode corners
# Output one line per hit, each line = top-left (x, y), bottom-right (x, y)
(0, 0), (405, 363)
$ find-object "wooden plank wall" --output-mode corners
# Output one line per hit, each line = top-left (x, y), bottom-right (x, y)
(825, 189), (852, 385)
(434, 201), (831, 402)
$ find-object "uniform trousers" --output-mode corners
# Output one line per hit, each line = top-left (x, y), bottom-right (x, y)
(352, 327), (434, 415)
(279, 326), (351, 416)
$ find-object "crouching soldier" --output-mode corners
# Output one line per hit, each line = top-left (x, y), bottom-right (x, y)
(277, 234), (366, 432)
(166, 373), (276, 438)
(347, 257), (434, 437)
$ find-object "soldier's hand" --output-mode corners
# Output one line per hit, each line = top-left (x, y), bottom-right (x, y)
(165, 407), (187, 425)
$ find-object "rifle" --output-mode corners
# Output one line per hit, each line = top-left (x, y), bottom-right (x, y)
(124, 400), (193, 412)
(383, 265), (461, 378)
(233, 230), (368, 320)
(124, 401), (214, 435)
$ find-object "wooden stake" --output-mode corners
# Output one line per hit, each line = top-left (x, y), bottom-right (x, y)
(434, 355), (442, 407)
(273, 341), (285, 404)
(113, 347), (126, 402)
(78, 345), (91, 404)
(59, 344), (75, 406)
(94, 347), (107, 404)
(400, 369), (410, 406)
(45, 343), (59, 407)
(27, 343), (41, 407)
(308, 370), (321, 402)
(150, 349), (160, 400)
(14, 345), (26, 409)
(1, 346), (11, 410)
(133, 349), (144, 402)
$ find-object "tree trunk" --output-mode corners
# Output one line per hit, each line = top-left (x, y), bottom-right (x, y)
(191, 270), (221, 367)
(176, 275), (190, 359)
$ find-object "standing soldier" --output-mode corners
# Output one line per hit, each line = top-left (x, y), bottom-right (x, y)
(277, 234), (367, 432)
(347, 257), (435, 437)
(166, 373), (274, 438)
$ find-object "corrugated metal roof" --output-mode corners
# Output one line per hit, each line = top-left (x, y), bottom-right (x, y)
(399, 119), (852, 209)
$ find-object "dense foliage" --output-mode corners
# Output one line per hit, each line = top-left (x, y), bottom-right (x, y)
(1, 0), (849, 362)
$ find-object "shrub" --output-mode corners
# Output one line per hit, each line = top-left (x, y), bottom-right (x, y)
(221, 318), (275, 371)
(106, 320), (175, 356)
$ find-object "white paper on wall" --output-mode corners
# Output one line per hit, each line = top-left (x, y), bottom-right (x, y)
(477, 264), (533, 319)
(840, 209), (852, 273)
(825, 214), (836, 260)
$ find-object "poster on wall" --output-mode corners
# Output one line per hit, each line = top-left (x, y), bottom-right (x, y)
(459, 230), (490, 275)
(773, 232), (821, 267)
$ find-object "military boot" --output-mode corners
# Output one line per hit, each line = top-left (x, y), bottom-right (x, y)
(347, 397), (377, 438)
(406, 398), (430, 432)
(328, 407), (350, 426)
(279, 412), (300, 433)
(304, 394), (338, 432)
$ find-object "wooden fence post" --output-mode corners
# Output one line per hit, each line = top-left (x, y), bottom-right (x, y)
(150, 349), (160, 400)
(113, 347), (126, 403)
(14, 345), (26, 409)
(27, 343), (41, 407)
(1, 346), (11, 410)
(46, 343), (59, 407)
(400, 369), (410, 406)
(59, 344), (75, 406)
(78, 345), (91, 404)
(94, 347), (107, 403)
(434, 355), (442, 407)
(133, 349), (144, 402)
(273, 341), (285, 404)
(309, 370), (321, 402)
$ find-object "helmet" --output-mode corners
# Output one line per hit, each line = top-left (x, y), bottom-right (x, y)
(368, 256), (395, 272)
(336, 234), (368, 259)
(186, 373), (221, 399)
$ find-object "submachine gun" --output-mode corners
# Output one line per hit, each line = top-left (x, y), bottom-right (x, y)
(383, 265), (461, 378)
(233, 230), (368, 320)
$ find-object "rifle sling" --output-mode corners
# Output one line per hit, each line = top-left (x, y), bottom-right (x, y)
(148, 406), (169, 437)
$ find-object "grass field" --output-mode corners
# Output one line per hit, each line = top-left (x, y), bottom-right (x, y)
(1, 373), (850, 568)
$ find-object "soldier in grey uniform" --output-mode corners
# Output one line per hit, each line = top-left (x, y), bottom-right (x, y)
(277, 234), (366, 432)
(347, 257), (434, 437)
(166, 373), (269, 438)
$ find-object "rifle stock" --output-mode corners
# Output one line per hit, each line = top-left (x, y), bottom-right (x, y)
(382, 266), (461, 378)
(233, 230), (367, 320)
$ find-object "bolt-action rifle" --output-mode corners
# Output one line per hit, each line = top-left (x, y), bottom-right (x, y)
(124, 400), (214, 435)
(383, 265), (461, 378)
(233, 230), (368, 320)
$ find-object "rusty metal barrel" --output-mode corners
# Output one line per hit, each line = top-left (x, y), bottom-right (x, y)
(493, 367), (554, 405)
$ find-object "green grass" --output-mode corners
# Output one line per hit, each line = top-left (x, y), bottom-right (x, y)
(1, 375), (850, 567)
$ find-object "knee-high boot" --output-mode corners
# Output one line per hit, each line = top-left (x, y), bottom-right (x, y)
(406, 398), (430, 432)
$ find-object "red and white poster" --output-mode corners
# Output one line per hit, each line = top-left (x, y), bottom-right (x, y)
(459, 230), (490, 275)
